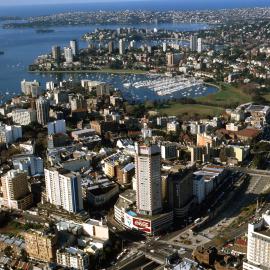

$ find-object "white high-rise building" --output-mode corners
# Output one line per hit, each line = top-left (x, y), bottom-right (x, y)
(21, 80), (40, 97)
(70, 40), (79, 56)
(135, 143), (162, 216)
(48, 120), (66, 135)
(197, 38), (203, 53)
(243, 213), (270, 270)
(64, 47), (73, 63)
(45, 168), (83, 213)
(119, 39), (125, 55)
(190, 35), (198, 52)
(130, 40), (136, 49)
(162, 42), (167, 52)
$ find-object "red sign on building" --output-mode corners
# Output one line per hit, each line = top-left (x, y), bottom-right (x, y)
(133, 218), (151, 233)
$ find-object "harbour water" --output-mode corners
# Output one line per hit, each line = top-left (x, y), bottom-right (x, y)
(0, 21), (218, 102)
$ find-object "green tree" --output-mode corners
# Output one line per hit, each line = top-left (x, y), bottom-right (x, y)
(4, 246), (13, 257)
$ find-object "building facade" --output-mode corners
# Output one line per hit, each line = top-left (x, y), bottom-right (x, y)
(45, 167), (83, 213)
(36, 97), (50, 126)
(56, 247), (90, 270)
(244, 213), (270, 270)
(135, 143), (162, 216)
(24, 229), (58, 263)
(0, 169), (32, 210)
(12, 109), (37, 126)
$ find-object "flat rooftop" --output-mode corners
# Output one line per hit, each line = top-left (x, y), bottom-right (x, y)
(256, 225), (270, 238)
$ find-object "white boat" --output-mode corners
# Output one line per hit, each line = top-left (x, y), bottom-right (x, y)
(123, 83), (132, 88)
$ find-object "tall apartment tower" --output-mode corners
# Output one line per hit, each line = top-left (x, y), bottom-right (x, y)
(135, 142), (162, 216)
(119, 39), (125, 55)
(70, 40), (79, 56)
(0, 169), (32, 210)
(45, 167), (83, 213)
(162, 42), (167, 52)
(21, 80), (40, 97)
(190, 35), (198, 51)
(52, 45), (61, 63)
(64, 47), (73, 63)
(197, 38), (203, 53)
(166, 52), (182, 67)
(108, 41), (114, 54)
(243, 213), (270, 270)
(36, 97), (50, 126)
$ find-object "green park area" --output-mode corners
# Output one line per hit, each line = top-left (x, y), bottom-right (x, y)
(157, 83), (258, 118)
(158, 103), (224, 118)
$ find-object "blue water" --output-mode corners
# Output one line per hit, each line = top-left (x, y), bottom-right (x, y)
(1, 0), (267, 100)
(0, 21), (209, 101)
(0, 1), (269, 17)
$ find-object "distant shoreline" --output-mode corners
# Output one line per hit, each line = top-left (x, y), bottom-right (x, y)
(28, 69), (148, 75)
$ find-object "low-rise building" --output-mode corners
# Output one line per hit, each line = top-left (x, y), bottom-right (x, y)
(225, 145), (250, 163)
(0, 123), (22, 144)
(71, 129), (96, 141)
(103, 152), (134, 182)
(56, 247), (90, 270)
(193, 164), (227, 204)
(161, 143), (178, 160)
(197, 133), (218, 147)
(189, 145), (210, 163)
(82, 176), (119, 207)
(167, 121), (180, 133)
(24, 229), (58, 263)
(81, 80), (111, 96)
(48, 119), (66, 135)
(114, 189), (173, 235)
(12, 109), (37, 126)
(13, 155), (44, 176)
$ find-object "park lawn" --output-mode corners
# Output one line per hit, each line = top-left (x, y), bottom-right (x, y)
(158, 103), (224, 117)
(263, 93), (270, 102)
(158, 83), (252, 118)
(197, 83), (252, 107)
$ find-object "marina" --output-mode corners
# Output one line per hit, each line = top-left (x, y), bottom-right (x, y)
(0, 21), (218, 103)
(131, 75), (204, 97)
(0, 71), (218, 104)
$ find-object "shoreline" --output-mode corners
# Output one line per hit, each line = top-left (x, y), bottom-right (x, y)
(203, 82), (222, 94)
(28, 69), (148, 75)
(28, 69), (221, 97)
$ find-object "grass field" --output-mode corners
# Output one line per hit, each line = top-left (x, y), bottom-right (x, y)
(158, 83), (252, 117)
(197, 83), (251, 106)
(158, 103), (224, 118)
